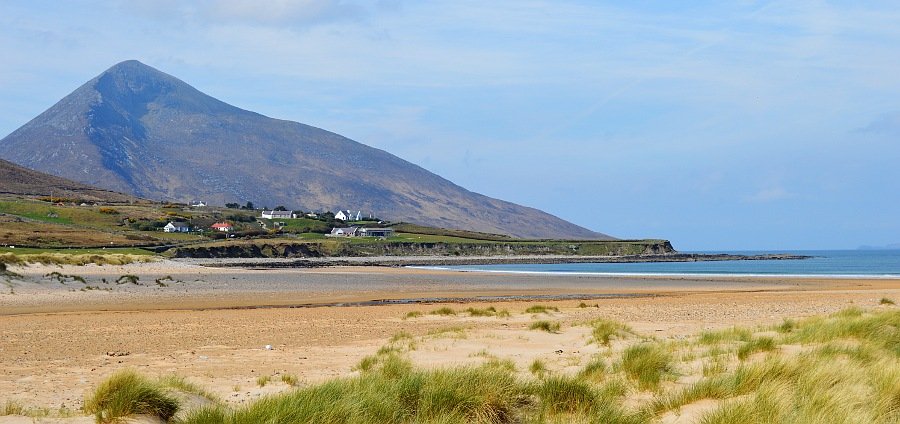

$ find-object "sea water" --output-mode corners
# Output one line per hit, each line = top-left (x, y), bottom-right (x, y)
(436, 250), (900, 278)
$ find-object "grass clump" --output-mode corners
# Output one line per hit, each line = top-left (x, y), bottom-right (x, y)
(430, 306), (457, 316)
(427, 326), (468, 339)
(256, 375), (271, 387)
(83, 370), (179, 423)
(620, 343), (673, 390)
(590, 318), (631, 346)
(403, 310), (423, 319)
(534, 375), (595, 414)
(529, 359), (548, 376)
(525, 305), (559, 314)
(578, 357), (606, 381)
(182, 357), (525, 424)
(280, 374), (299, 387)
(2, 400), (24, 416)
(529, 320), (561, 333)
(115, 274), (140, 285)
(736, 336), (777, 360)
(466, 306), (498, 317)
(699, 327), (752, 345)
(880, 297), (896, 305)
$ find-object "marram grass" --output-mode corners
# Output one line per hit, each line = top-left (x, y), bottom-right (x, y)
(83, 370), (179, 423)
(81, 308), (900, 424)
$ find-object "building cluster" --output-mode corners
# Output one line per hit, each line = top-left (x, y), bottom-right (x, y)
(161, 206), (390, 238)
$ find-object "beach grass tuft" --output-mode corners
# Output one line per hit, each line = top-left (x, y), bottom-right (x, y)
(590, 318), (631, 346)
(525, 305), (559, 314)
(429, 306), (457, 316)
(621, 343), (673, 390)
(83, 370), (179, 423)
(403, 310), (424, 319)
(880, 297), (896, 305)
(529, 320), (561, 333)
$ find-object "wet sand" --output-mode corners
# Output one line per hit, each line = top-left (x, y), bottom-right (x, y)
(0, 260), (898, 418)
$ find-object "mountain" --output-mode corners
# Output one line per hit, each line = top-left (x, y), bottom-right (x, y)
(0, 157), (138, 203)
(0, 60), (612, 239)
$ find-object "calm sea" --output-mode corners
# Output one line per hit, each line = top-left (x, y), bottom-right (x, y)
(437, 250), (900, 278)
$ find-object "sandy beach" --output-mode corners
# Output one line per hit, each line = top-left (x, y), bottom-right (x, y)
(1, 259), (899, 421)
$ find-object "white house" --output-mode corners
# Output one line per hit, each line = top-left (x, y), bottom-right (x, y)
(211, 222), (233, 232)
(164, 222), (191, 233)
(191, 201), (207, 208)
(261, 210), (294, 219)
(329, 227), (360, 237)
(334, 210), (362, 221)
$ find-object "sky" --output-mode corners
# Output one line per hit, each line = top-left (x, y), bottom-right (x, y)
(1, 1), (899, 250)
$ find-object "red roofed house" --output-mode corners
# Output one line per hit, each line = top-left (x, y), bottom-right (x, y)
(211, 222), (233, 232)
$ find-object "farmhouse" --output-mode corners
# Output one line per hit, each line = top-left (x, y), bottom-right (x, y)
(163, 221), (191, 233)
(261, 210), (294, 219)
(211, 222), (233, 232)
(329, 227), (394, 238)
(330, 227), (360, 237)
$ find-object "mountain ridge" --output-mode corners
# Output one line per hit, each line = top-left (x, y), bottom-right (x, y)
(0, 60), (613, 240)
(0, 157), (140, 203)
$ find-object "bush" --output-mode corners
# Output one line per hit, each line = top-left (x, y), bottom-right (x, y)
(99, 207), (120, 215)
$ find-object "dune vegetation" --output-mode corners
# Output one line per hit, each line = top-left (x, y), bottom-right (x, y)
(78, 307), (900, 423)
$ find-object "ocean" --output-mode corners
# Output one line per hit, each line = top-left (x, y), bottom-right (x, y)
(435, 250), (900, 278)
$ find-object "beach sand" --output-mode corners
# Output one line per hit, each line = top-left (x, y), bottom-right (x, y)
(1, 260), (898, 421)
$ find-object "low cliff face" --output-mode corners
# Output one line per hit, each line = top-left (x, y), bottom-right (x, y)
(169, 240), (676, 259)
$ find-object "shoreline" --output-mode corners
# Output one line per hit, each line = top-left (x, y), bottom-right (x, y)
(177, 252), (811, 268)
(2, 260), (897, 316)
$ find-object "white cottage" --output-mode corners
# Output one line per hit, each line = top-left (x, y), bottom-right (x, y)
(261, 210), (294, 219)
(163, 222), (191, 233)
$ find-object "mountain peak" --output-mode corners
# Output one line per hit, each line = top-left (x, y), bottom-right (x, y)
(0, 62), (613, 239)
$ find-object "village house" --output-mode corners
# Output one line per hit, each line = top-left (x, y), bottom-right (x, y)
(163, 221), (191, 233)
(329, 227), (394, 238)
(191, 201), (207, 208)
(211, 222), (233, 232)
(330, 226), (360, 237)
(333, 210), (362, 221)
(261, 210), (294, 219)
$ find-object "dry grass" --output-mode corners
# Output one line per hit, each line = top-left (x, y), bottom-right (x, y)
(80, 308), (900, 424)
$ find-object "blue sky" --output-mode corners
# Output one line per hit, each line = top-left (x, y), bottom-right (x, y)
(1, 1), (898, 250)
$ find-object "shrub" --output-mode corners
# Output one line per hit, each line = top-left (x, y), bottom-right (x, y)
(83, 370), (179, 423)
(404, 311), (423, 319)
(880, 297), (896, 305)
(99, 207), (120, 214)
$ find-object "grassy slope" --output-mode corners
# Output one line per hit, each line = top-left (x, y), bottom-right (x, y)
(0, 196), (670, 257)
